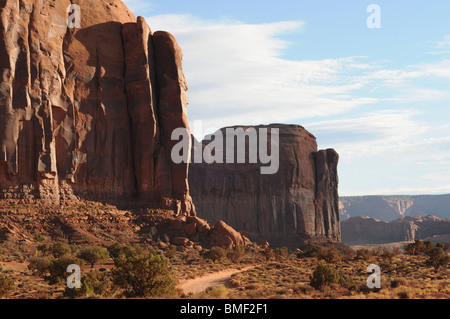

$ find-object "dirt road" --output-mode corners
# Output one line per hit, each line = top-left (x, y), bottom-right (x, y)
(178, 267), (253, 295)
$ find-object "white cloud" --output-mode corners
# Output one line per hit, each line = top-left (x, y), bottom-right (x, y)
(146, 14), (379, 132)
(428, 35), (450, 55)
(145, 13), (450, 196)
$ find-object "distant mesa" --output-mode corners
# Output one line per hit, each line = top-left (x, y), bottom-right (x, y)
(341, 215), (450, 245)
(340, 194), (450, 221)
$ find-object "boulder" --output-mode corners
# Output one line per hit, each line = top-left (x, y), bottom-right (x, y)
(183, 223), (197, 236)
(208, 220), (246, 249)
(172, 236), (189, 246)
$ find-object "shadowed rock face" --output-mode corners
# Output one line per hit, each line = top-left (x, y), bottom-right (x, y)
(0, 0), (194, 215)
(189, 124), (341, 248)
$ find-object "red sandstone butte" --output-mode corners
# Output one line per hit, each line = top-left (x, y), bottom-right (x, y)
(189, 124), (341, 248)
(0, 0), (194, 215)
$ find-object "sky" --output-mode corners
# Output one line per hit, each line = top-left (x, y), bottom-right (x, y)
(123, 0), (450, 197)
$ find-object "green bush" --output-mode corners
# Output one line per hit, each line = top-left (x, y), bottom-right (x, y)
(300, 244), (320, 258)
(0, 273), (14, 298)
(48, 254), (84, 284)
(262, 248), (275, 262)
(310, 263), (345, 289)
(405, 240), (431, 255)
(356, 248), (372, 261)
(64, 271), (111, 299)
(425, 247), (450, 270)
(112, 246), (176, 298)
(203, 246), (227, 262)
(316, 246), (341, 263)
(274, 247), (289, 262)
(227, 246), (245, 263)
(28, 256), (55, 276)
(78, 246), (110, 268)
(107, 242), (123, 259)
(205, 285), (228, 299)
(34, 233), (46, 242)
(51, 243), (72, 258)
(29, 254), (83, 285)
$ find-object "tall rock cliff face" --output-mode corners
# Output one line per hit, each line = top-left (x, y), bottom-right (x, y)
(189, 124), (341, 248)
(0, 0), (194, 215)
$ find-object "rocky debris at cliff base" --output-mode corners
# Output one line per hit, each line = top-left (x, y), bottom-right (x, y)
(0, 200), (251, 252)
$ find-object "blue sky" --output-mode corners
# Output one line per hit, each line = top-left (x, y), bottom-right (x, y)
(123, 0), (450, 196)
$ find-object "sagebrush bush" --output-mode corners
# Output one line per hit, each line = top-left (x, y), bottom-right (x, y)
(316, 246), (341, 263)
(205, 285), (228, 299)
(203, 246), (227, 262)
(112, 245), (176, 298)
(356, 248), (372, 261)
(227, 246), (245, 263)
(310, 263), (344, 289)
(0, 273), (15, 297)
(425, 247), (450, 270)
(64, 271), (112, 298)
(28, 254), (83, 284)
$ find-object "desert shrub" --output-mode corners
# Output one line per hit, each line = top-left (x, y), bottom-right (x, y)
(227, 246), (245, 263)
(29, 253), (83, 284)
(51, 243), (72, 258)
(47, 254), (84, 284)
(205, 285), (229, 299)
(390, 277), (408, 288)
(381, 249), (395, 264)
(274, 247), (289, 262)
(262, 248), (275, 262)
(112, 246), (175, 298)
(37, 244), (52, 256)
(78, 246), (110, 268)
(425, 247), (450, 270)
(316, 246), (341, 263)
(356, 248), (372, 261)
(310, 263), (344, 289)
(342, 246), (355, 261)
(300, 244), (320, 258)
(0, 273), (14, 297)
(164, 244), (178, 259)
(423, 241), (434, 251)
(64, 271), (112, 298)
(28, 256), (54, 276)
(435, 243), (450, 251)
(203, 246), (227, 262)
(107, 242), (123, 259)
(34, 233), (45, 242)
(405, 240), (430, 255)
